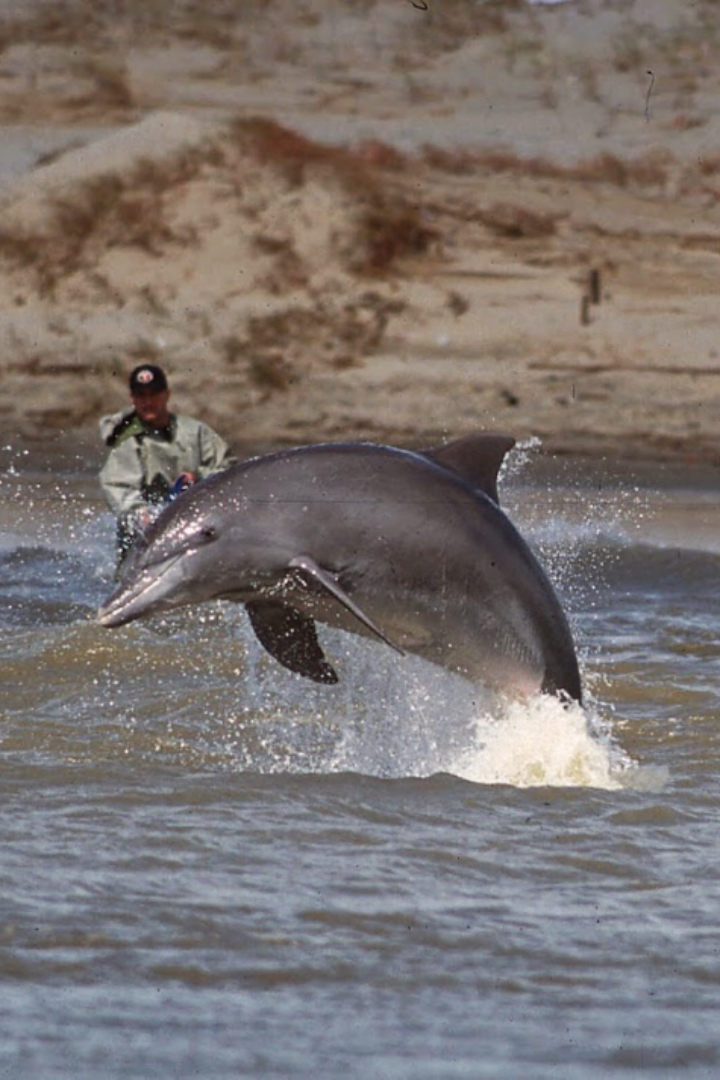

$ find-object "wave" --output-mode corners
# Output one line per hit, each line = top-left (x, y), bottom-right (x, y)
(2, 470), (704, 791)
(1, 598), (644, 790)
(0, 542), (110, 627)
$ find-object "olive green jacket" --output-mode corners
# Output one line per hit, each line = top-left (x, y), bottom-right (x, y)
(98, 409), (234, 518)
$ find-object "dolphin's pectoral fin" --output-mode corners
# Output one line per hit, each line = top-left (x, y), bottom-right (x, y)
(288, 555), (406, 656)
(245, 600), (339, 684)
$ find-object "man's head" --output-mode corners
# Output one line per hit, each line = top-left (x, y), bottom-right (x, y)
(129, 364), (171, 428)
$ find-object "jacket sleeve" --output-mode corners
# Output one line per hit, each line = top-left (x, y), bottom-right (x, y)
(196, 423), (235, 479)
(98, 438), (146, 517)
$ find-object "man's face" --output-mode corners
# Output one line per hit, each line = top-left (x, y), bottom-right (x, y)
(132, 389), (171, 427)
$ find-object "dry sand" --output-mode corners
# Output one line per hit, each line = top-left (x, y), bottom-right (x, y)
(0, 0), (719, 471)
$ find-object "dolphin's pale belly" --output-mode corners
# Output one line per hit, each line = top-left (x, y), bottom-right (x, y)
(279, 578), (546, 696)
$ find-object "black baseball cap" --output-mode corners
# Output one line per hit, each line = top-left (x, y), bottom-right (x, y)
(129, 364), (168, 394)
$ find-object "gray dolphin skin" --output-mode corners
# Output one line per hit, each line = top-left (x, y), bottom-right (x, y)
(97, 433), (582, 702)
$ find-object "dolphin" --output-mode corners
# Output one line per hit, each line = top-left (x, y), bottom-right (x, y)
(97, 433), (582, 701)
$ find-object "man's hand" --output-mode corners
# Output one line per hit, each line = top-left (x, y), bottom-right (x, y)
(170, 472), (197, 498)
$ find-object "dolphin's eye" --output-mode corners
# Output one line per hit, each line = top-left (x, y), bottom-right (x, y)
(199, 526), (216, 542)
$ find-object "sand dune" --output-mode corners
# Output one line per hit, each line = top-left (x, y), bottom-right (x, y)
(0, 0), (718, 465)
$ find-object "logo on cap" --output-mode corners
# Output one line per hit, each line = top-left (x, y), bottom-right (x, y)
(129, 363), (168, 393)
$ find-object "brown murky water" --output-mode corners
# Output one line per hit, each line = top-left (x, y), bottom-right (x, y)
(1, 449), (719, 1079)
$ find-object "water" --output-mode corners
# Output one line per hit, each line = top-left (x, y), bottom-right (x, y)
(1, 444), (720, 1079)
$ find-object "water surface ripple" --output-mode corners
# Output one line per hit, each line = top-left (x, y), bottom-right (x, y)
(1, 464), (719, 1078)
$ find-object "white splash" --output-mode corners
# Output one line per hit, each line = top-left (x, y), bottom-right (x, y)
(318, 640), (637, 790)
(455, 695), (623, 789)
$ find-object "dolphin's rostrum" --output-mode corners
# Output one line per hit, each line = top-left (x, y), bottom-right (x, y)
(97, 433), (582, 701)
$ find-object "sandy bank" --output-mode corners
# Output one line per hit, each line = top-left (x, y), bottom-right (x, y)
(0, 0), (718, 469)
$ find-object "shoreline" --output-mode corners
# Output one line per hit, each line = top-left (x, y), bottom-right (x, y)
(5, 427), (720, 493)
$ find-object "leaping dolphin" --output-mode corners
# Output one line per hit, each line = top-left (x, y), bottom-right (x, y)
(97, 433), (582, 701)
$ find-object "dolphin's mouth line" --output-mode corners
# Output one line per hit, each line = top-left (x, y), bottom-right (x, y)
(97, 553), (185, 626)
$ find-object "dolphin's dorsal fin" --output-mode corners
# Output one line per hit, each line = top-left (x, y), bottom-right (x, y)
(289, 555), (406, 656)
(245, 600), (339, 684)
(419, 433), (516, 504)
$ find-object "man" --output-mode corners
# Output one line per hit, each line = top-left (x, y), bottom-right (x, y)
(99, 364), (234, 565)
